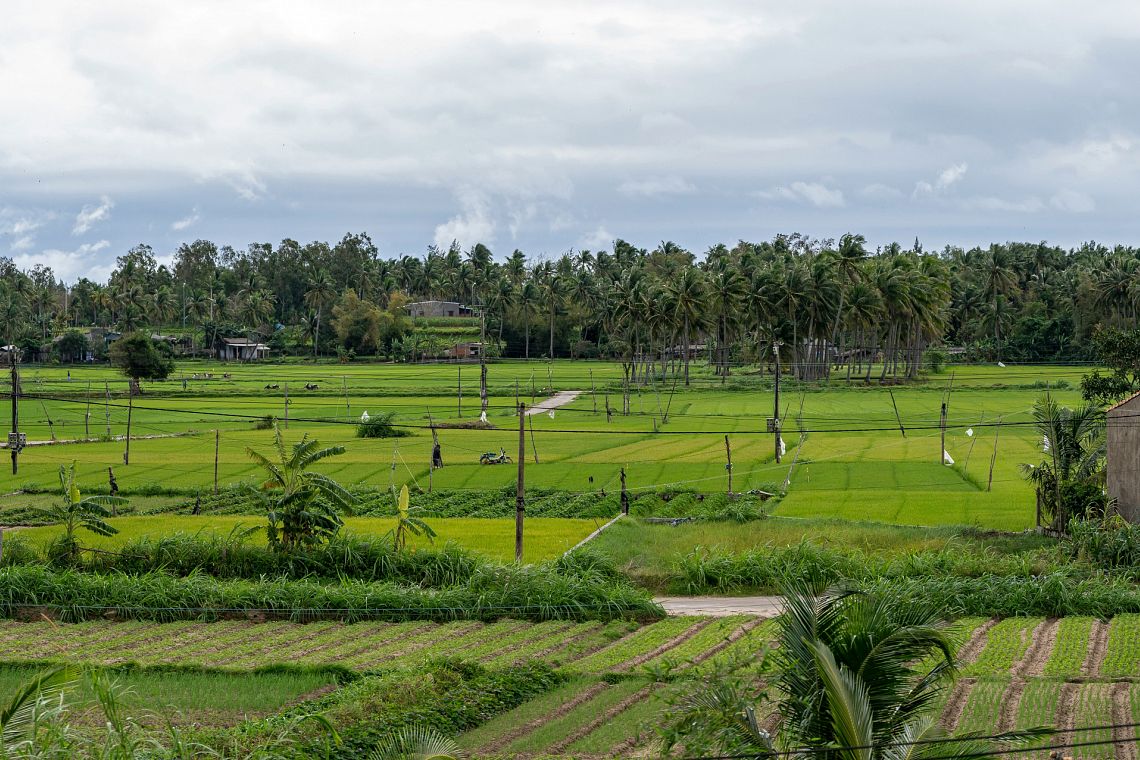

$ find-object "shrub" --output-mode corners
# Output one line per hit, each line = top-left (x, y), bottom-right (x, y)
(355, 412), (410, 439)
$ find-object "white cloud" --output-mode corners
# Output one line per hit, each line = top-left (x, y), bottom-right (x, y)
(172, 208), (201, 231)
(1049, 189), (1095, 213)
(14, 240), (111, 283)
(617, 176), (696, 198)
(964, 195), (1045, 213)
(913, 163), (968, 197)
(72, 196), (114, 235)
(9, 236), (35, 252)
(0, 207), (50, 251)
(579, 226), (613, 250)
(433, 189), (495, 250)
(859, 183), (902, 200)
(758, 181), (845, 208)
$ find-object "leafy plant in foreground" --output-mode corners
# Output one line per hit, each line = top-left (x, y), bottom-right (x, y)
(246, 423), (357, 551)
(33, 463), (125, 564)
(389, 485), (436, 552)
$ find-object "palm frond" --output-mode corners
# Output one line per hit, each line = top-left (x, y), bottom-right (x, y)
(0, 665), (79, 747)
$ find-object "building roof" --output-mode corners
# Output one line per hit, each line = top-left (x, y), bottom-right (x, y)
(1107, 390), (1140, 413)
(221, 338), (266, 346)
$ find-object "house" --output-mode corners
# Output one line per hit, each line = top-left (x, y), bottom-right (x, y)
(218, 338), (269, 361)
(1107, 390), (1140, 524)
(444, 341), (484, 360)
(405, 300), (474, 318)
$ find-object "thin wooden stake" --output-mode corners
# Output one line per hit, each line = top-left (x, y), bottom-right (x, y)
(888, 388), (906, 438)
(590, 369), (597, 413)
(84, 382), (91, 438)
(40, 401), (56, 442)
(104, 382), (111, 437)
(342, 376), (350, 419)
(528, 413), (539, 464)
(963, 412), (983, 473)
(213, 429), (220, 495)
(516, 403), (526, 562)
(987, 418), (1002, 492)
(940, 402), (947, 465)
(283, 383), (289, 429)
(457, 364), (462, 417)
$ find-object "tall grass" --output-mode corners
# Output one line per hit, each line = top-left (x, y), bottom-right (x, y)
(0, 559), (663, 624)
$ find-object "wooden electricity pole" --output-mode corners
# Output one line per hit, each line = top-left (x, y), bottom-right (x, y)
(939, 402), (947, 465)
(773, 340), (782, 464)
(9, 354), (18, 476)
(620, 467), (629, 515)
(457, 364), (462, 417)
(987, 418), (1002, 492)
(515, 403), (526, 562)
(123, 384), (133, 465)
(84, 382), (91, 438)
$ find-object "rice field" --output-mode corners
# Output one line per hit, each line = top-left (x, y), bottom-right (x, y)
(1, 360), (1089, 531)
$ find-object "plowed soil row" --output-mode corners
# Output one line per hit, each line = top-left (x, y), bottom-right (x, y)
(547, 685), (655, 755)
(478, 681), (611, 754)
(1081, 620), (1110, 678)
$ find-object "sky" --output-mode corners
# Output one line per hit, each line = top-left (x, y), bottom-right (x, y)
(3, 0), (1140, 283)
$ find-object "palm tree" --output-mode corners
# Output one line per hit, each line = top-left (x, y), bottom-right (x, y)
(664, 267), (708, 385)
(705, 258), (746, 379)
(246, 424), (357, 550)
(982, 246), (1017, 360)
(662, 580), (1045, 758)
(1020, 393), (1106, 532)
(304, 270), (337, 357)
(517, 280), (540, 359)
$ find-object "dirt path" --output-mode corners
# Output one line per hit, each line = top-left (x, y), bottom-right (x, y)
(477, 681), (611, 754)
(940, 677), (975, 731)
(525, 390), (580, 416)
(1112, 682), (1138, 760)
(1015, 618), (1058, 677)
(656, 596), (783, 617)
(957, 619), (998, 666)
(1081, 619), (1110, 677)
(547, 684), (655, 755)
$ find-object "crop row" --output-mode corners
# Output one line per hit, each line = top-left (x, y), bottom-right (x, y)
(0, 616), (769, 676)
(958, 615), (1140, 680)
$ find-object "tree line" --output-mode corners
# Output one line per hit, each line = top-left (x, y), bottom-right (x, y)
(3, 232), (1139, 381)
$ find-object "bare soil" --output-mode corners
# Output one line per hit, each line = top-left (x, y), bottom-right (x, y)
(1014, 618), (1059, 678)
(1112, 681), (1138, 760)
(939, 677), (976, 732)
(1081, 620), (1110, 677)
(616, 618), (716, 672)
(957, 619), (997, 666)
(547, 684), (655, 755)
(477, 681), (611, 754)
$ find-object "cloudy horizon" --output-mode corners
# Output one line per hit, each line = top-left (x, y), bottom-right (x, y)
(4, 0), (1140, 282)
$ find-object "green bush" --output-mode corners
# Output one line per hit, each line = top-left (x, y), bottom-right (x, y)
(355, 412), (410, 438)
(1068, 518), (1140, 569)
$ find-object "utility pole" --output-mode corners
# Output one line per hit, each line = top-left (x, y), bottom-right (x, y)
(724, 435), (733, 495)
(457, 364), (462, 418)
(123, 383), (133, 465)
(515, 403), (526, 562)
(939, 402), (947, 465)
(773, 340), (783, 464)
(9, 351), (20, 476)
(620, 467), (629, 515)
(213, 429), (220, 495)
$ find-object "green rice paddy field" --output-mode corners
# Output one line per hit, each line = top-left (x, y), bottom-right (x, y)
(1, 360), (1088, 532)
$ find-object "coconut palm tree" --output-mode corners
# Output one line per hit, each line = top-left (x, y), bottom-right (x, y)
(1020, 393), (1106, 532)
(516, 280), (540, 359)
(664, 267), (708, 385)
(982, 246), (1017, 360)
(304, 270), (337, 357)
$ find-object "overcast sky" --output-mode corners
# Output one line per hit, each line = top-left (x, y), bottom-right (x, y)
(3, 0), (1140, 282)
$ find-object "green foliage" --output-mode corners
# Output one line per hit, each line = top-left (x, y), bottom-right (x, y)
(355, 411), (410, 439)
(280, 660), (561, 759)
(0, 560), (663, 623)
(53, 330), (89, 363)
(108, 331), (175, 380)
(246, 424), (356, 551)
(1020, 393), (1106, 531)
(1067, 516), (1140, 569)
(390, 485), (436, 552)
(32, 463), (125, 563)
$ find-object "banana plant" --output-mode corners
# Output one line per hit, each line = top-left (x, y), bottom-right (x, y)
(33, 463), (125, 563)
(390, 485), (436, 552)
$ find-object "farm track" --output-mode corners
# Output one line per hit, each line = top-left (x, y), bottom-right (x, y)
(1081, 620), (1110, 677)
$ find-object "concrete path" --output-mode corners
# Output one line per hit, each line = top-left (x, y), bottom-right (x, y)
(656, 596), (784, 617)
(525, 390), (581, 416)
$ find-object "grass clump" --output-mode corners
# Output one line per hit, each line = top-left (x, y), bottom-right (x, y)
(355, 411), (410, 438)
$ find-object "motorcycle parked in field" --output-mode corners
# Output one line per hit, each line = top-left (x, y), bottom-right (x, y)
(479, 448), (512, 465)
